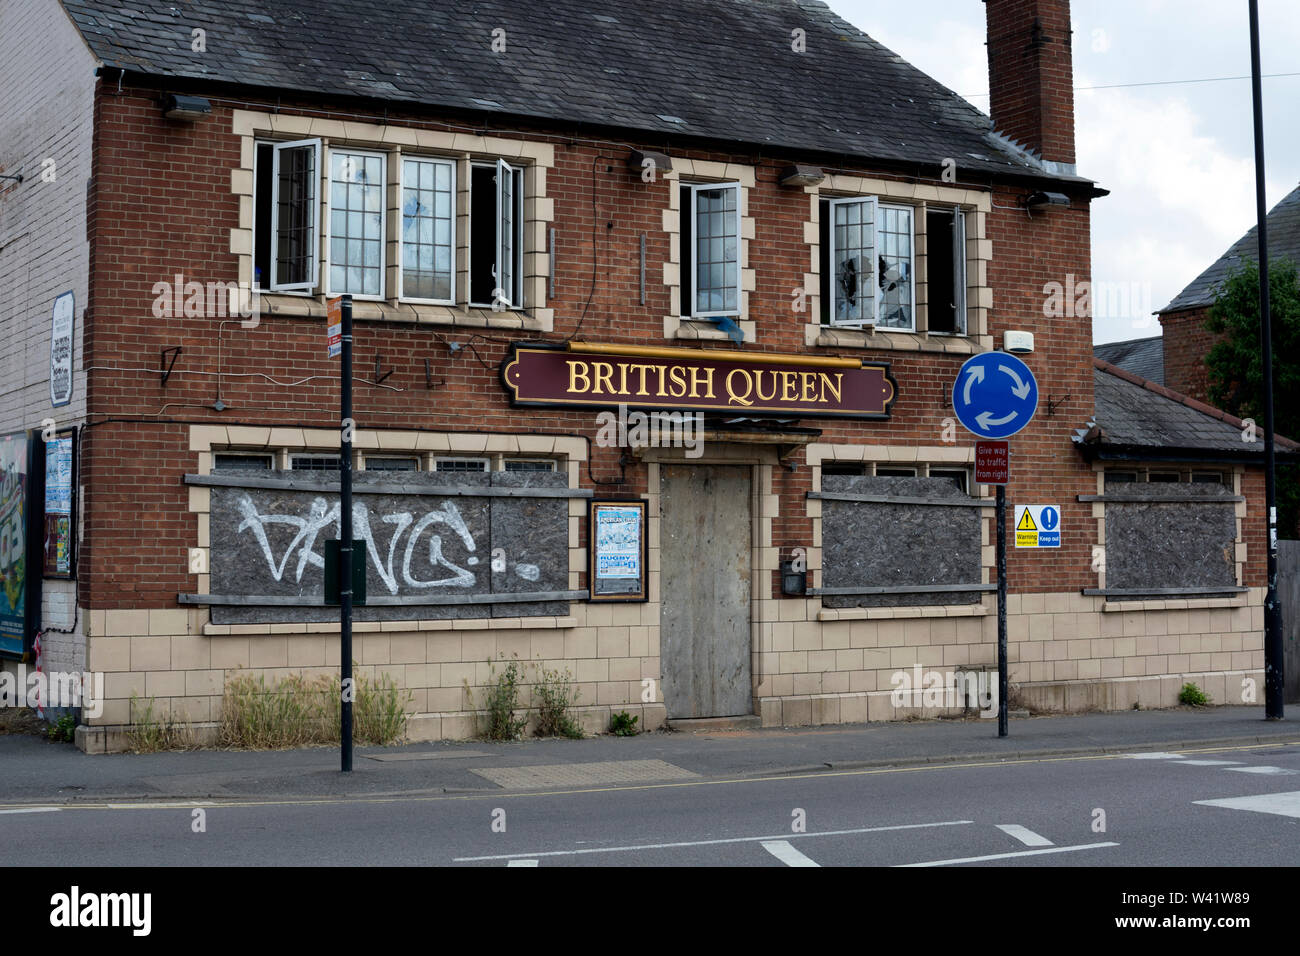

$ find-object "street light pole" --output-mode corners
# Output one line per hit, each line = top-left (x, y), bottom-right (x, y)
(1248, 0), (1283, 720)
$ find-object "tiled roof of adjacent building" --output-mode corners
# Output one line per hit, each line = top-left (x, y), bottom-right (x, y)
(1093, 336), (1164, 386)
(59, 0), (1092, 183)
(1077, 358), (1299, 459)
(1161, 183), (1300, 313)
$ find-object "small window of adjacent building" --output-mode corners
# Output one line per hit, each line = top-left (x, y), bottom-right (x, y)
(214, 453), (273, 471)
(1106, 471), (1138, 486)
(876, 466), (917, 477)
(400, 157), (456, 303)
(925, 207), (967, 335)
(1191, 471), (1226, 484)
(820, 198), (914, 331)
(470, 161), (523, 309)
(254, 138), (322, 292)
(433, 457), (489, 473)
(680, 182), (741, 318)
(364, 457), (419, 472)
(291, 455), (340, 471)
(503, 459), (556, 473)
(1147, 471), (1180, 483)
(328, 150), (386, 298)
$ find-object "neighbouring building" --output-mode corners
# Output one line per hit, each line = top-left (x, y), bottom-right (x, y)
(0, 0), (1288, 752)
(1158, 182), (1300, 403)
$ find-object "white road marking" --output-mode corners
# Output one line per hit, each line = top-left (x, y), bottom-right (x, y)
(506, 859), (539, 867)
(1195, 791), (1300, 819)
(0, 807), (61, 815)
(761, 840), (821, 867)
(897, 842), (1118, 867)
(1176, 760), (1242, 766)
(995, 824), (1053, 847)
(1121, 752), (1186, 760)
(453, 819), (974, 862)
(1223, 766), (1296, 775)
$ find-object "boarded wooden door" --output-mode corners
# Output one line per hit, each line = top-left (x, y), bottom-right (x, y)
(659, 464), (752, 718)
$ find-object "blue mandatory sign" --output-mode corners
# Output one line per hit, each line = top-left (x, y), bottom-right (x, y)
(1040, 506), (1059, 531)
(951, 351), (1039, 439)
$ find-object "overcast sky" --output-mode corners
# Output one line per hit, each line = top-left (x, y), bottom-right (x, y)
(836, 0), (1300, 344)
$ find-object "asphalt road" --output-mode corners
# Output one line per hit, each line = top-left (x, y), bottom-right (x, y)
(2, 740), (1297, 867)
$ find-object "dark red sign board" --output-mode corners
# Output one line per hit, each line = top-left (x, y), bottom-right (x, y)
(975, 440), (1010, 485)
(501, 344), (897, 420)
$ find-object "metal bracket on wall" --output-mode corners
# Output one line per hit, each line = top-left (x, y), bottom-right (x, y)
(373, 356), (393, 386)
(424, 359), (444, 390)
(160, 346), (182, 385)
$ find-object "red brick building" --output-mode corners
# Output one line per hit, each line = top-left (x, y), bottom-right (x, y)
(0, 0), (1281, 751)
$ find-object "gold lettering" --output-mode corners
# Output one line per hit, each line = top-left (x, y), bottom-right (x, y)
(727, 368), (754, 407)
(801, 371), (819, 404)
(821, 372), (843, 405)
(567, 360), (591, 395)
(780, 370), (798, 403)
(754, 369), (778, 403)
(654, 363), (669, 397)
(689, 366), (716, 399)
(668, 366), (688, 398)
(630, 363), (654, 396)
(618, 363), (629, 395)
(592, 362), (615, 395)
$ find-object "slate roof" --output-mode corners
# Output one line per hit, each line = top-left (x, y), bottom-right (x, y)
(1077, 359), (1299, 459)
(1093, 336), (1163, 385)
(1162, 183), (1300, 313)
(60, 0), (1089, 184)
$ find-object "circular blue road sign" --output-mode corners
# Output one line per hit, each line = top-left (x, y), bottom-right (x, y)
(951, 352), (1039, 439)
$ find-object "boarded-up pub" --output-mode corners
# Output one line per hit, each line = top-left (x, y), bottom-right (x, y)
(1, 0), (1291, 750)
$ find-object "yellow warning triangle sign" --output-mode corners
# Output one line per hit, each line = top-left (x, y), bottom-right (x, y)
(1017, 509), (1037, 531)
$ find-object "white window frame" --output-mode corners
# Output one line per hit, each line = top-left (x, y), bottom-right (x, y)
(684, 181), (742, 319)
(875, 202), (916, 333)
(398, 155), (458, 306)
(496, 158), (520, 309)
(826, 195), (878, 329)
(468, 161), (524, 309)
(433, 457), (490, 473)
(269, 138), (322, 293)
(325, 147), (388, 301)
(929, 206), (968, 336)
(503, 458), (557, 473)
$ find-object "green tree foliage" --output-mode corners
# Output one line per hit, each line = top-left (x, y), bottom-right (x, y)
(1205, 258), (1300, 537)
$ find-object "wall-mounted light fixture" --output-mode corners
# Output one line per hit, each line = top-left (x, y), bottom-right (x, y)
(779, 164), (826, 188)
(1003, 331), (1035, 354)
(1023, 190), (1070, 211)
(628, 149), (672, 179)
(162, 93), (212, 122)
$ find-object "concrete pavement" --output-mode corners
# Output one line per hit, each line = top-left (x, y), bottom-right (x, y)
(1, 705), (1295, 804)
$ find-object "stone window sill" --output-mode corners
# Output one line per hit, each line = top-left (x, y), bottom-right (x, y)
(258, 293), (551, 332)
(807, 323), (994, 354)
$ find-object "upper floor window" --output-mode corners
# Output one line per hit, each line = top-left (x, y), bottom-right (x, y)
(680, 182), (740, 318)
(253, 140), (524, 309)
(820, 196), (915, 331)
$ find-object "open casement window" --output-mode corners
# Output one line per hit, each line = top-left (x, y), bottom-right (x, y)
(925, 207), (967, 334)
(827, 196), (877, 327)
(470, 161), (523, 308)
(270, 139), (321, 292)
(681, 182), (741, 317)
(496, 159), (520, 308)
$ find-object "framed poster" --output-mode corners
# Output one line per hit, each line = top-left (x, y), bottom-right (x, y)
(0, 431), (33, 658)
(588, 500), (648, 602)
(43, 428), (77, 578)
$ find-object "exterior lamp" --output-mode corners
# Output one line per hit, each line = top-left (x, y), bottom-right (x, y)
(162, 94), (212, 121)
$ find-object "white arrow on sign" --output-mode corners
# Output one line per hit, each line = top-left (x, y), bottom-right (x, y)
(976, 410), (1018, 430)
(998, 364), (1032, 399)
(962, 365), (984, 405)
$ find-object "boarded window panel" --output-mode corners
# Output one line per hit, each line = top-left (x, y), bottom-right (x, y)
(820, 475), (982, 608)
(1105, 484), (1238, 592)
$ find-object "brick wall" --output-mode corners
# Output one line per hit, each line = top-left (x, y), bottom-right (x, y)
(1159, 305), (1220, 403)
(986, 0), (1076, 164)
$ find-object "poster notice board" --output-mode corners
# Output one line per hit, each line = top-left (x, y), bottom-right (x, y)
(43, 431), (75, 578)
(588, 500), (648, 602)
(0, 432), (31, 658)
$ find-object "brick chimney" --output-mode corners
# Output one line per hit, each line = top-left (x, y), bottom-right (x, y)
(985, 0), (1076, 166)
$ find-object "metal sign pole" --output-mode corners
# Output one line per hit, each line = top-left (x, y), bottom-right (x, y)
(997, 483), (1008, 737)
(340, 294), (354, 771)
(1249, 0), (1284, 720)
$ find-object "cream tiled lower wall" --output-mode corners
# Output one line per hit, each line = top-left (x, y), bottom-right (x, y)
(78, 587), (1265, 752)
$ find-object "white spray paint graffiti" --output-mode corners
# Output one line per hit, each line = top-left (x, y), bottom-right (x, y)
(234, 494), (540, 593)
